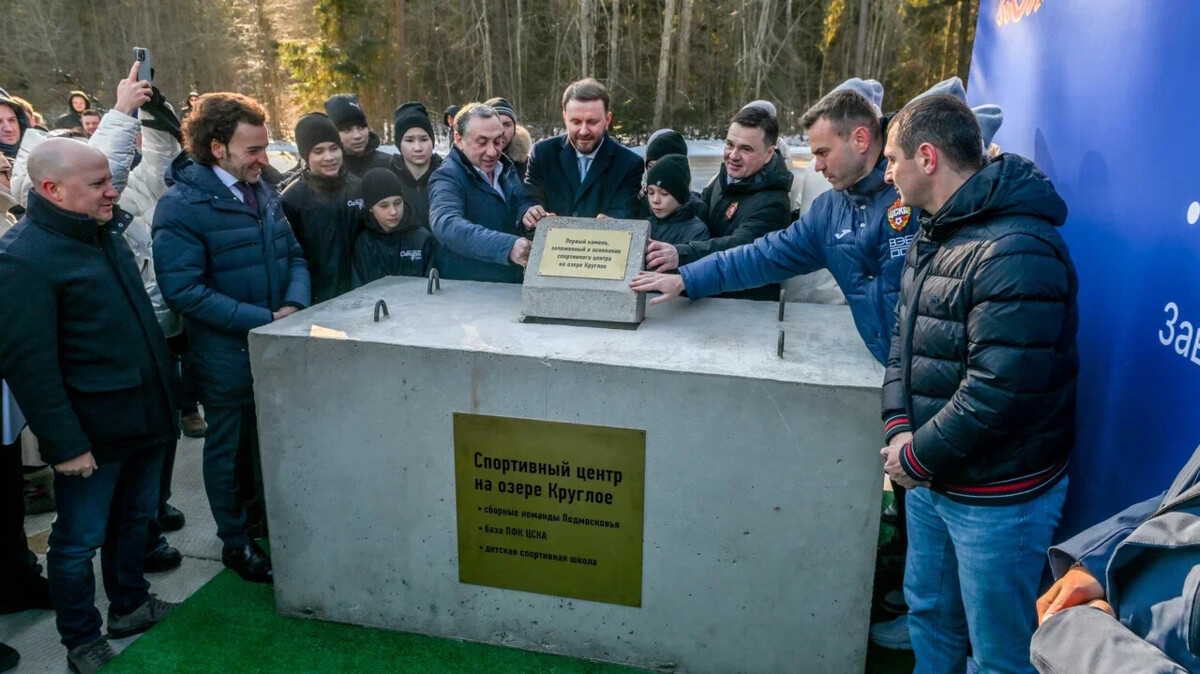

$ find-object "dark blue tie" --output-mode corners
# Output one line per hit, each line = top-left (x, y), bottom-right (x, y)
(234, 181), (259, 213)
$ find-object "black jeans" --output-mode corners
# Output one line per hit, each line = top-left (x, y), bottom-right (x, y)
(0, 439), (35, 595)
(145, 436), (178, 553)
(47, 444), (166, 649)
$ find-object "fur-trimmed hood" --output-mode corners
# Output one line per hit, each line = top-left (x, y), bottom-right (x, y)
(506, 125), (532, 164)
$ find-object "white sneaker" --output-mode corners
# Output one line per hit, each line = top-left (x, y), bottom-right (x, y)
(869, 614), (913, 651)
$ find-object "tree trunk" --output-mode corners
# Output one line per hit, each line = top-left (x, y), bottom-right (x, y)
(395, 0), (408, 105)
(478, 0), (494, 96)
(580, 0), (593, 74)
(652, 0), (677, 129)
(674, 0), (694, 105)
(516, 0), (525, 106)
(608, 0), (620, 89)
(956, 0), (975, 83)
(854, 0), (869, 74)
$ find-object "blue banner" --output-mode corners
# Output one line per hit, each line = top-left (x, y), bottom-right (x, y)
(968, 0), (1200, 534)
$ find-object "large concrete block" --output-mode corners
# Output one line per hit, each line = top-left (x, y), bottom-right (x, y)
(250, 277), (885, 673)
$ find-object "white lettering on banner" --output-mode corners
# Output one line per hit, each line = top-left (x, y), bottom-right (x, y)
(889, 234), (915, 259)
(1159, 302), (1200, 367)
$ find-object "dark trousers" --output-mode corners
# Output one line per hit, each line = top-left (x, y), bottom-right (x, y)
(145, 436), (178, 553)
(47, 444), (166, 649)
(202, 404), (262, 548)
(179, 352), (200, 415)
(0, 439), (34, 594)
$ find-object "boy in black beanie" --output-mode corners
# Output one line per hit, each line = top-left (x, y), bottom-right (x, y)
(352, 168), (436, 287)
(645, 155), (710, 247)
(323, 93), (392, 177)
(281, 112), (363, 305)
(389, 102), (442, 230)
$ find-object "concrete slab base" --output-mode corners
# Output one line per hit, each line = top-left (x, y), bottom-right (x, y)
(250, 278), (884, 674)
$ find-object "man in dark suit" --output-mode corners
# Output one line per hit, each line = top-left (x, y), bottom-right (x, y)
(0, 138), (178, 673)
(522, 78), (643, 226)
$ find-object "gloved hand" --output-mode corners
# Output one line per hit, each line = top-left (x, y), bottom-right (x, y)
(140, 86), (183, 144)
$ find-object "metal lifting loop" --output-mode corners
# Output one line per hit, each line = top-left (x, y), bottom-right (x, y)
(374, 299), (389, 323)
(427, 268), (441, 295)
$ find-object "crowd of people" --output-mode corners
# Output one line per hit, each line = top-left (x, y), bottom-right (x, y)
(0, 58), (1194, 674)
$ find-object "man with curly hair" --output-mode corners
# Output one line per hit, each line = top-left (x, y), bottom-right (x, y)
(152, 93), (310, 585)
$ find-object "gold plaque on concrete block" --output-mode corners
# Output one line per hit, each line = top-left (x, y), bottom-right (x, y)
(454, 413), (646, 607)
(536, 228), (632, 280)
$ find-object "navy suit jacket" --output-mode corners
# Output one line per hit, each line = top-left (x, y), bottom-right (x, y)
(524, 133), (643, 218)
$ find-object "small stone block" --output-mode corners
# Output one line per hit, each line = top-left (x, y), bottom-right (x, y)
(520, 217), (648, 327)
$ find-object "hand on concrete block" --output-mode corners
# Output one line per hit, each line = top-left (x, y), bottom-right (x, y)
(630, 271), (684, 305)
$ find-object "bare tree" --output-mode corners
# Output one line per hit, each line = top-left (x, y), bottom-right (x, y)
(673, 0), (694, 106)
(580, 0), (595, 74)
(652, 0), (677, 128)
(607, 0), (621, 89)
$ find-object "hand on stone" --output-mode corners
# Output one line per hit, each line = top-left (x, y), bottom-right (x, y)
(114, 62), (153, 116)
(596, 213), (608, 219)
(645, 240), (680, 272)
(510, 238), (532, 267)
(272, 306), (299, 322)
(630, 271), (684, 305)
(881, 441), (928, 490)
(1037, 567), (1106, 625)
(56, 451), (98, 478)
(522, 205), (553, 229)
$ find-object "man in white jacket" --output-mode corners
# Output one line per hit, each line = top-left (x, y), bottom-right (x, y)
(11, 63), (189, 573)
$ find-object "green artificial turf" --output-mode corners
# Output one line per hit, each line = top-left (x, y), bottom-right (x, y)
(106, 569), (638, 674)
(107, 491), (913, 673)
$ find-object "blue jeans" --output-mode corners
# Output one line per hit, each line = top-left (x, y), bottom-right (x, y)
(47, 444), (166, 649)
(904, 478), (1068, 674)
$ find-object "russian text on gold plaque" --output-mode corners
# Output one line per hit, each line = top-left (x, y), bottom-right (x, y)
(536, 228), (632, 281)
(454, 413), (646, 607)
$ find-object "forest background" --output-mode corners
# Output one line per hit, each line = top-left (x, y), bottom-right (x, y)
(0, 0), (981, 142)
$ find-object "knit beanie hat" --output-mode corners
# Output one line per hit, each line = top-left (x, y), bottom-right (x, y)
(645, 129), (688, 164)
(392, 102), (434, 144)
(908, 77), (1004, 148)
(645, 154), (691, 205)
(294, 113), (342, 163)
(323, 93), (369, 130)
(361, 168), (405, 210)
(483, 97), (517, 123)
(833, 78), (885, 115)
(741, 100), (778, 119)
(443, 105), (462, 123)
(972, 104), (1004, 148)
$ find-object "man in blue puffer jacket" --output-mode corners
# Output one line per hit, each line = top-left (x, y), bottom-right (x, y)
(632, 81), (916, 365)
(152, 93), (309, 584)
(429, 103), (538, 283)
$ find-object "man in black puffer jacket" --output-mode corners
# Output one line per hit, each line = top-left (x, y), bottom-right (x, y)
(879, 95), (1078, 674)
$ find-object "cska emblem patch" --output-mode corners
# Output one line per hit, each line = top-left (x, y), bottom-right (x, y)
(887, 198), (912, 232)
(725, 201), (739, 220)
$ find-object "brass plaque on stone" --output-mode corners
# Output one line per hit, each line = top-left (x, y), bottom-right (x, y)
(454, 413), (646, 607)
(536, 228), (632, 281)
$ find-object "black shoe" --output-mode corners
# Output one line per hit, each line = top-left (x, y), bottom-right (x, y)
(144, 543), (183, 573)
(222, 541), (273, 583)
(0, 572), (53, 614)
(0, 643), (19, 673)
(881, 501), (899, 526)
(158, 503), (185, 532)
